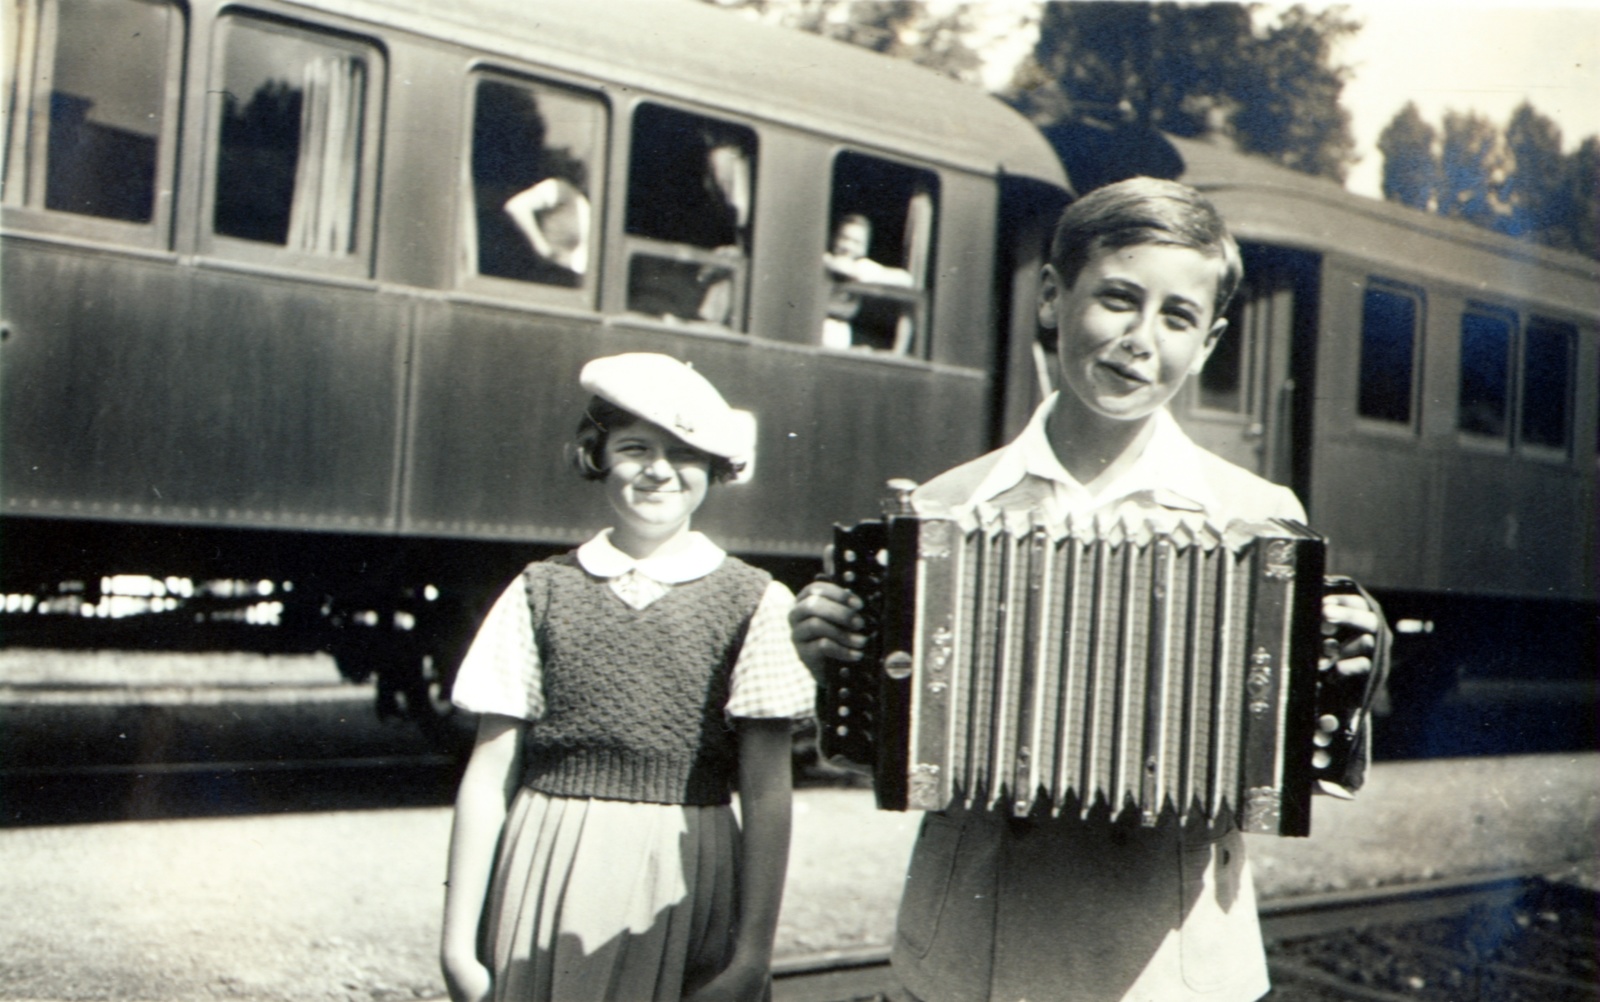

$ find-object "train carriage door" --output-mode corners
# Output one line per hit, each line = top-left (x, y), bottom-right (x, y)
(1178, 246), (1317, 490)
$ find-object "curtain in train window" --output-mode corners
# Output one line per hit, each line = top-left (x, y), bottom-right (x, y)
(212, 18), (370, 254)
(470, 77), (604, 289)
(624, 104), (756, 326)
(38, 0), (173, 222)
(1520, 318), (1575, 452)
(823, 152), (938, 355)
(1356, 284), (1421, 425)
(1457, 308), (1514, 439)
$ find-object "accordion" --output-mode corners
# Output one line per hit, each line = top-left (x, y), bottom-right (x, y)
(819, 493), (1357, 838)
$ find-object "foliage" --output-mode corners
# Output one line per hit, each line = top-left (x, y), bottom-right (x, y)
(1377, 102), (1438, 211)
(703, 0), (985, 86)
(1007, 2), (1360, 183)
(1376, 100), (1599, 259)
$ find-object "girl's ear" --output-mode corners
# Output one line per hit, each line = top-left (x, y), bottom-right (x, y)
(1037, 264), (1063, 331)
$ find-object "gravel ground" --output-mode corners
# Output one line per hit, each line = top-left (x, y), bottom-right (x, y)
(1, 650), (1595, 1000)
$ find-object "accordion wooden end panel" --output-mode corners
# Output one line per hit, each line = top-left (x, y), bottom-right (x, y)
(819, 507), (1343, 837)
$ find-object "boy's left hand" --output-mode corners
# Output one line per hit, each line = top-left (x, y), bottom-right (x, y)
(1321, 591), (1382, 680)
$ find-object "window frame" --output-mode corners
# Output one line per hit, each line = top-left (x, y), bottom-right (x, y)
(4, 0), (187, 250)
(196, 12), (383, 277)
(608, 99), (757, 333)
(455, 67), (609, 310)
(820, 148), (939, 359)
(1354, 278), (1425, 435)
(1517, 315), (1577, 462)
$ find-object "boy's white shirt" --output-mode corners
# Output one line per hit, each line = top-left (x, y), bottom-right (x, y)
(955, 392), (1306, 522)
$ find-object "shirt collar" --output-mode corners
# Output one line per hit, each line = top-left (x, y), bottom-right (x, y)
(966, 393), (1215, 514)
(576, 529), (726, 584)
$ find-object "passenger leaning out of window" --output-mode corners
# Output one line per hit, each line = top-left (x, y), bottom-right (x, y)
(821, 213), (913, 350)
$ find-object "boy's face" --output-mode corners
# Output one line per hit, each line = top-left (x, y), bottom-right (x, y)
(1040, 243), (1227, 423)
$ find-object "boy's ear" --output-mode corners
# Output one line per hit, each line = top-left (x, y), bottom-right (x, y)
(1037, 264), (1062, 330)
(1189, 317), (1228, 375)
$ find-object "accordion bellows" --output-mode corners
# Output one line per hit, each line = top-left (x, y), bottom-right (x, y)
(820, 503), (1342, 837)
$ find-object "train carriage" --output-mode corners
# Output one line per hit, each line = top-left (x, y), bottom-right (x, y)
(5, 0), (1594, 756)
(1, 0), (1069, 725)
(1155, 135), (1599, 754)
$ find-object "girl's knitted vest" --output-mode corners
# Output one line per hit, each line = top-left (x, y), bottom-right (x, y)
(519, 551), (771, 806)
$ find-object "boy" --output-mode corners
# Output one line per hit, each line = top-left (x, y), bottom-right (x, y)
(790, 178), (1385, 1002)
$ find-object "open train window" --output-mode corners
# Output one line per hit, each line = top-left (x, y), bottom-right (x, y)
(1356, 282), (1423, 427)
(465, 74), (605, 300)
(5, 0), (185, 245)
(822, 152), (937, 355)
(204, 15), (380, 271)
(1519, 318), (1575, 455)
(1457, 305), (1516, 441)
(622, 104), (755, 328)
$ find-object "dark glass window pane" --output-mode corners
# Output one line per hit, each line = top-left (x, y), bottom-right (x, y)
(626, 104), (755, 249)
(45, 0), (171, 221)
(1200, 303), (1245, 411)
(1520, 319), (1574, 450)
(213, 19), (367, 253)
(1357, 286), (1418, 424)
(471, 77), (603, 287)
(1457, 310), (1512, 437)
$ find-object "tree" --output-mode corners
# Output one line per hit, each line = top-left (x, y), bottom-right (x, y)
(1007, 2), (1360, 183)
(1377, 102), (1439, 211)
(1503, 101), (1567, 245)
(1567, 136), (1600, 260)
(1438, 110), (1511, 229)
(704, 0), (984, 86)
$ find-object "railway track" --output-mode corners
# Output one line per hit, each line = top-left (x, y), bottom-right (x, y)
(770, 873), (1600, 1002)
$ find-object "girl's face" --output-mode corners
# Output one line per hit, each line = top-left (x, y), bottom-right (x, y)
(601, 419), (712, 545)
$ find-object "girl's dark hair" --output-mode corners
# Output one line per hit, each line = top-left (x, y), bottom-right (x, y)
(568, 396), (742, 484)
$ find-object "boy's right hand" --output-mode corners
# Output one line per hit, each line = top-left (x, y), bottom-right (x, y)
(441, 954), (492, 1002)
(788, 578), (867, 679)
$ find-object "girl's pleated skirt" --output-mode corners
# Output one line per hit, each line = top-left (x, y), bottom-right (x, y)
(482, 787), (742, 1002)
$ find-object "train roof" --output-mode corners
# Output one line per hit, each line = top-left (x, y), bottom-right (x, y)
(1168, 135), (1600, 317)
(297, 0), (1067, 186)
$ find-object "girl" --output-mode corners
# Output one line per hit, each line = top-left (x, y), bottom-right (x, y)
(441, 353), (815, 1002)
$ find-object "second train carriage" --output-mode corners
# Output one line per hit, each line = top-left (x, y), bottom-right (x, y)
(0, 0), (1069, 724)
(1115, 134), (1598, 756)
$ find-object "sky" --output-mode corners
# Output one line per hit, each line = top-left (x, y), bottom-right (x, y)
(1336, 3), (1600, 197)
(963, 1), (1600, 199)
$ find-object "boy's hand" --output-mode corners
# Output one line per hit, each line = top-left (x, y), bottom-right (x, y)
(1321, 590), (1381, 679)
(1313, 580), (1390, 791)
(789, 579), (867, 679)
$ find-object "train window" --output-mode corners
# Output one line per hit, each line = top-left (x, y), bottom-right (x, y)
(9, 0), (183, 233)
(1457, 307), (1515, 440)
(208, 16), (378, 261)
(1356, 284), (1422, 426)
(623, 104), (755, 328)
(468, 75), (604, 294)
(822, 152), (938, 355)
(1519, 318), (1575, 453)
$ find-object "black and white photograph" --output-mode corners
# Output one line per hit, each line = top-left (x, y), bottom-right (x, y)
(1, 2), (1595, 1000)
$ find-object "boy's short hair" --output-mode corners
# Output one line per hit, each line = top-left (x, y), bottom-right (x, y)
(569, 396), (742, 484)
(1041, 177), (1243, 351)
